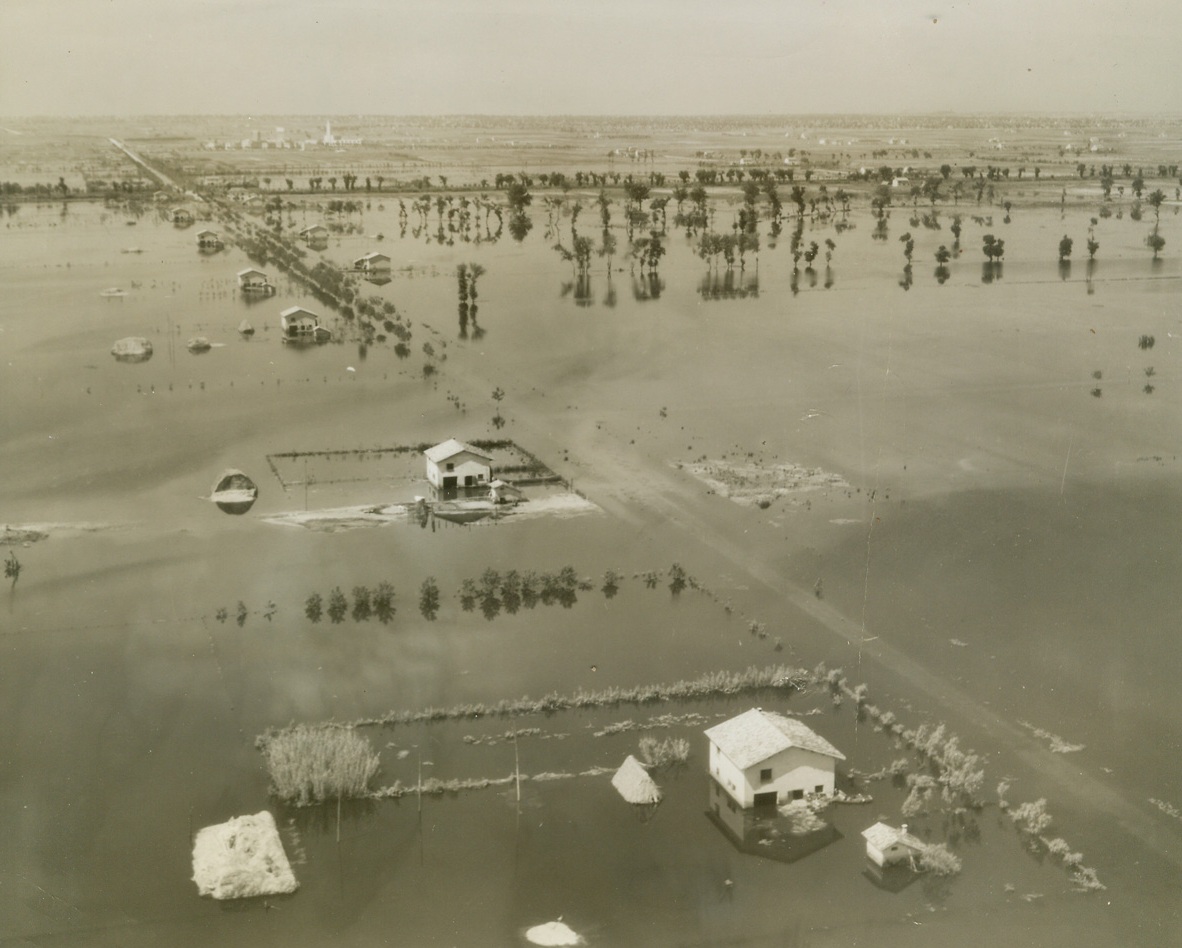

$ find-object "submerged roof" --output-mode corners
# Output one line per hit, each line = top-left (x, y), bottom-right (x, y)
(862, 822), (925, 852)
(704, 708), (845, 769)
(237, 267), (267, 278)
(424, 438), (492, 463)
(279, 305), (319, 319)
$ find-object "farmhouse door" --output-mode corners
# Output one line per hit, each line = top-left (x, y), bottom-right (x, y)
(753, 791), (777, 808)
(443, 476), (458, 489)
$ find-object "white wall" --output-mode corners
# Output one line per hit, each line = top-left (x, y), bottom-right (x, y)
(427, 452), (491, 488)
(709, 743), (836, 807)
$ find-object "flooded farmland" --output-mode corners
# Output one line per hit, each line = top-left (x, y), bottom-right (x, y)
(1, 133), (1180, 947)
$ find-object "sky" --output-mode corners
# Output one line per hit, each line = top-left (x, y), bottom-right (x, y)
(2, 0), (1180, 117)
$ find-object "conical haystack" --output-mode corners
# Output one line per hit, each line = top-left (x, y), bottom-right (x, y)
(612, 754), (661, 805)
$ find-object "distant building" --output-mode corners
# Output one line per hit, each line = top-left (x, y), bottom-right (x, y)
(196, 229), (222, 249)
(353, 251), (391, 272)
(322, 120), (362, 147)
(279, 306), (327, 342)
(862, 822), (925, 868)
(171, 207), (194, 225)
(300, 223), (329, 244)
(236, 267), (274, 294)
(704, 708), (844, 808)
(424, 439), (492, 491)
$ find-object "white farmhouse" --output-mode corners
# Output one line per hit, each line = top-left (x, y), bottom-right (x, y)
(424, 439), (492, 491)
(704, 708), (844, 808)
(279, 306), (326, 342)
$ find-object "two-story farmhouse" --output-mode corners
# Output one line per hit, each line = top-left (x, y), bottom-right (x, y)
(424, 439), (492, 491)
(705, 708), (844, 808)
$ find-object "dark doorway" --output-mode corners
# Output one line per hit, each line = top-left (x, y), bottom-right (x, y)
(442, 476), (458, 489)
(754, 791), (778, 808)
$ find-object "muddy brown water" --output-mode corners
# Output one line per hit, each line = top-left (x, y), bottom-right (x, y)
(0, 196), (1179, 945)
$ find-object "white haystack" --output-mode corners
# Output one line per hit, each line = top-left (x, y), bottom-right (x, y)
(611, 755), (662, 805)
(192, 811), (298, 900)
(525, 919), (583, 946)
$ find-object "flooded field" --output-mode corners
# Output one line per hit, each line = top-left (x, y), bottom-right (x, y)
(1, 123), (1180, 946)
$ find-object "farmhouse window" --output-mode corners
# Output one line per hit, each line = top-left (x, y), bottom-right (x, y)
(792, 789), (804, 801)
(815, 785), (824, 794)
(759, 768), (773, 784)
(446, 462), (454, 471)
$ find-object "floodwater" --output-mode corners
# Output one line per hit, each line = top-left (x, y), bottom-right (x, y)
(1, 192), (1180, 946)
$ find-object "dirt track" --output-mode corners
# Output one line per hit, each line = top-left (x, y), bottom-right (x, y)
(431, 355), (1182, 881)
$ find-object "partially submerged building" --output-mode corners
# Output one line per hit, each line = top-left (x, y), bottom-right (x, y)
(424, 439), (492, 491)
(300, 223), (329, 244)
(236, 267), (274, 294)
(861, 822), (925, 868)
(196, 228), (223, 249)
(279, 305), (329, 343)
(353, 251), (391, 272)
(704, 708), (844, 808)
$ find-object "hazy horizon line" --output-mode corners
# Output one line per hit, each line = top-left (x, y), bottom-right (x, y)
(5, 110), (1182, 122)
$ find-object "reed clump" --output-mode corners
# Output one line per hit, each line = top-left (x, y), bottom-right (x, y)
(638, 736), (691, 768)
(258, 724), (380, 806)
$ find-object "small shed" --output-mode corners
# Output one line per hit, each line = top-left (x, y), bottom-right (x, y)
(424, 439), (492, 491)
(196, 228), (223, 248)
(354, 251), (391, 272)
(171, 207), (194, 225)
(862, 822), (925, 867)
(704, 708), (844, 809)
(612, 755), (661, 805)
(489, 478), (524, 505)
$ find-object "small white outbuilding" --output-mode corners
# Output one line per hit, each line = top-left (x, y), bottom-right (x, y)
(861, 821), (926, 867)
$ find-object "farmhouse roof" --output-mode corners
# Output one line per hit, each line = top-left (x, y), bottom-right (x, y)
(279, 305), (319, 320)
(704, 708), (845, 770)
(237, 267), (266, 278)
(356, 251), (390, 262)
(611, 755), (662, 805)
(861, 821), (925, 852)
(424, 439), (492, 463)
